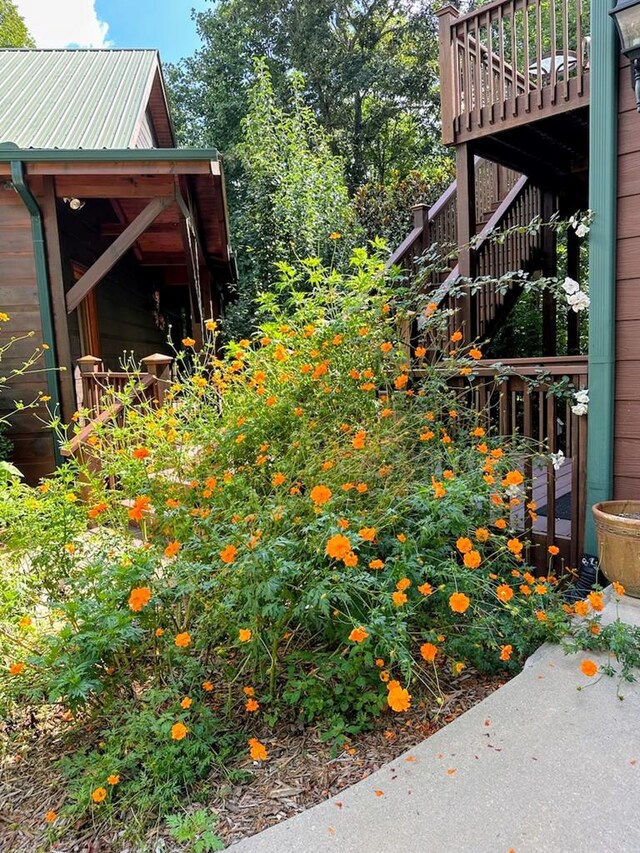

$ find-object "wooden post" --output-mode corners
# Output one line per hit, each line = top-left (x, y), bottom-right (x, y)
(411, 202), (430, 255)
(541, 190), (557, 357)
(436, 5), (460, 146)
(456, 143), (477, 342)
(141, 354), (173, 405)
(77, 355), (103, 414)
(566, 226), (580, 355)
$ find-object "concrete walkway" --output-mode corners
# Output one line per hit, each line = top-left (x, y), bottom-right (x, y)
(230, 593), (640, 853)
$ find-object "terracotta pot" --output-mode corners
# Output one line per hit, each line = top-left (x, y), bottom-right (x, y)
(592, 501), (640, 598)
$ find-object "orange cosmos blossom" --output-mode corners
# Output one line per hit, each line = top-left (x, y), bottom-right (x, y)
(464, 550), (482, 569)
(164, 541), (181, 559)
(358, 527), (376, 542)
(469, 347), (482, 360)
(380, 342), (393, 353)
(349, 626), (369, 643)
(548, 545), (560, 556)
(396, 578), (411, 591)
(502, 470), (524, 486)
(9, 662), (25, 675)
(272, 472), (286, 487)
(451, 330), (463, 343)
(343, 551), (358, 567)
(392, 591), (408, 607)
(456, 537), (473, 554)
(580, 659), (598, 677)
(180, 697), (192, 709)
(432, 481), (446, 499)
(88, 501), (108, 519)
(352, 430), (366, 449)
(326, 534), (352, 560)
(128, 586), (151, 612)
(418, 581), (434, 596)
(394, 374), (408, 390)
(107, 774), (120, 785)
(91, 787), (107, 803)
(171, 722), (188, 740)
(500, 645), (513, 661)
(238, 628), (252, 642)
(415, 346), (427, 358)
(476, 527), (490, 542)
(494, 518), (507, 530)
(220, 544), (238, 564)
(449, 592), (470, 613)
(128, 495), (152, 521)
(387, 684), (411, 712)
(182, 337), (196, 347)
(310, 484), (332, 506)
(202, 680), (214, 691)
(420, 642), (438, 662)
(496, 584), (514, 603)
(132, 446), (150, 460)
(175, 632), (191, 648)
(248, 738), (268, 761)
(507, 538), (524, 555)
(613, 581), (625, 597)
(245, 698), (259, 712)
(587, 591), (605, 612)
(574, 599), (589, 616)
(45, 810), (57, 823)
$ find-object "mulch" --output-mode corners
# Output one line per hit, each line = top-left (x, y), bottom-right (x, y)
(0, 669), (506, 852)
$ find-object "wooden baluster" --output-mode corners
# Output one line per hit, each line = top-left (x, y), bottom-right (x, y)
(546, 390), (557, 549)
(510, 0), (518, 116)
(487, 10), (495, 120)
(577, 398), (588, 559)
(523, 377), (534, 546)
(436, 6), (460, 145)
(550, 0), (557, 104)
(77, 355), (103, 416)
(576, 0), (584, 96)
(456, 144), (477, 342)
(498, 4), (506, 119)
(536, 1), (543, 108)
(474, 18), (483, 129)
(562, 0), (570, 101)
(524, 0), (531, 112)
(567, 226), (580, 354)
(141, 354), (174, 406)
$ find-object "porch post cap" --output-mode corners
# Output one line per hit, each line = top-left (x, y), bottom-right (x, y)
(435, 5), (460, 18)
(141, 353), (174, 365)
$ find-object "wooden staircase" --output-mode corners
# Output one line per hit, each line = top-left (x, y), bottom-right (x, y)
(388, 157), (550, 344)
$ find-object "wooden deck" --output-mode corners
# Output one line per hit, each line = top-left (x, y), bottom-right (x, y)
(437, 1), (590, 148)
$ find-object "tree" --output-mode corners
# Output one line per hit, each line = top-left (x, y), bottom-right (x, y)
(0, 0), (35, 47)
(225, 59), (357, 336)
(169, 1), (443, 191)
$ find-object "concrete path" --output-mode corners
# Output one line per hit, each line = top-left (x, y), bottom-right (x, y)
(230, 593), (640, 853)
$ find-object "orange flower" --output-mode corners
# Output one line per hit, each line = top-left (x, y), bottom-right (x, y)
(496, 584), (514, 603)
(128, 495), (151, 521)
(394, 374), (409, 390)
(326, 534), (352, 560)
(450, 330), (463, 343)
(387, 685), (411, 712)
(574, 599), (589, 617)
(175, 632), (191, 648)
(272, 472), (286, 487)
(396, 577), (411, 591)
(392, 591), (408, 607)
(248, 737), (268, 761)
(449, 592), (470, 613)
(502, 470), (524, 487)
(239, 628), (252, 642)
(202, 681), (214, 692)
(613, 581), (626, 597)
(171, 722), (188, 740)
(476, 527), (490, 542)
(548, 545), (560, 556)
(45, 810), (57, 823)
(349, 626), (369, 643)
(535, 583), (548, 595)
(166, 498), (181, 509)
(337, 518), (349, 530)
(369, 558), (385, 569)
(535, 611), (548, 622)
(415, 346), (427, 358)
(471, 427), (485, 437)
(310, 485), (332, 506)
(418, 582), (434, 596)
(220, 544), (238, 564)
(469, 347), (482, 359)
(420, 642), (438, 662)
(352, 430), (366, 450)
(358, 527), (376, 542)
(432, 481), (446, 499)
(132, 446), (150, 460)
(507, 538), (523, 555)
(494, 518), (507, 530)
(107, 774), (120, 785)
(180, 697), (192, 709)
(380, 342), (393, 353)
(580, 659), (598, 677)
(587, 591), (604, 612)
(9, 662), (25, 676)
(500, 645), (513, 661)
(182, 337), (196, 347)
(245, 698), (260, 712)
(128, 586), (151, 612)
(343, 551), (358, 567)
(464, 550), (482, 569)
(91, 787), (107, 803)
(456, 537), (473, 554)
(88, 501), (108, 519)
(164, 541), (181, 559)
(420, 430), (435, 441)
(520, 584), (532, 596)
(397, 533), (407, 543)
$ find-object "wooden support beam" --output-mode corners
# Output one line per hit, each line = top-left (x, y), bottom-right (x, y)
(541, 189), (557, 357)
(456, 143), (477, 342)
(65, 196), (175, 314)
(566, 227), (580, 355)
(55, 175), (176, 200)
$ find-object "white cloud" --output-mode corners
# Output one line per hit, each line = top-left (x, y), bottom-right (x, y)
(15, 0), (111, 48)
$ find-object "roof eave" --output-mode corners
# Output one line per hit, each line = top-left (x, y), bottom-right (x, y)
(0, 147), (218, 162)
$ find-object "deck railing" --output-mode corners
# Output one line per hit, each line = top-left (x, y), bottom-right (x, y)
(437, 1), (590, 145)
(450, 355), (588, 570)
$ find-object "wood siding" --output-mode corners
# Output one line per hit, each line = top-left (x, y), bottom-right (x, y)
(614, 59), (640, 500)
(0, 190), (56, 483)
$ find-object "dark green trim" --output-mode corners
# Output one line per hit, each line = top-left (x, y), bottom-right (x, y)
(10, 161), (63, 468)
(585, 0), (619, 554)
(0, 146), (218, 162)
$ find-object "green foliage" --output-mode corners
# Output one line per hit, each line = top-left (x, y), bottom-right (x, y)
(0, 0), (34, 47)
(166, 809), (225, 852)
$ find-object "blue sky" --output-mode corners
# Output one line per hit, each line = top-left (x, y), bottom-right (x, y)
(96, 0), (209, 63)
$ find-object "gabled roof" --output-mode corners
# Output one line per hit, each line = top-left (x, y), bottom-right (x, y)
(0, 49), (175, 150)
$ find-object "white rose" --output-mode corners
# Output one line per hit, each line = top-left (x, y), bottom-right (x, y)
(550, 450), (565, 470)
(575, 223), (589, 238)
(574, 389), (589, 404)
(562, 277), (580, 295)
(567, 291), (590, 312)
(571, 402), (588, 416)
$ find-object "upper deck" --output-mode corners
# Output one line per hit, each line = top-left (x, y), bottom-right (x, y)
(437, 1), (590, 149)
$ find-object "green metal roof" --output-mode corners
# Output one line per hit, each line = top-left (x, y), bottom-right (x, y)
(0, 49), (160, 150)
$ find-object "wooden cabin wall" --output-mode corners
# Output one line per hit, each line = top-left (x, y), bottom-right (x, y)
(57, 200), (177, 370)
(614, 58), (640, 500)
(0, 189), (56, 483)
